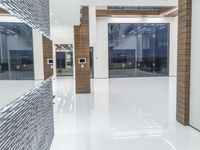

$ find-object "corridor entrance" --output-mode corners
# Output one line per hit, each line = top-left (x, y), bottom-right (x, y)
(55, 44), (73, 76)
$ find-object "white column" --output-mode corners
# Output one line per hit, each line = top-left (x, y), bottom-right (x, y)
(190, 0), (200, 130)
(89, 6), (97, 47)
(33, 29), (44, 80)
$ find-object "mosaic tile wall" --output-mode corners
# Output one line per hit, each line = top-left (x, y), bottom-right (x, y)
(0, 78), (54, 150)
(0, 0), (50, 37)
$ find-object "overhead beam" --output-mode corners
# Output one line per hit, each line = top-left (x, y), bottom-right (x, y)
(96, 7), (175, 17)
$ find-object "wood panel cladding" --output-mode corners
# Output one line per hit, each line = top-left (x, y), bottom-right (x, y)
(74, 6), (91, 93)
(177, 0), (192, 125)
(42, 35), (53, 80)
(96, 7), (175, 17)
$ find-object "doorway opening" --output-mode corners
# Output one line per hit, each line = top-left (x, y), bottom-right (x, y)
(55, 44), (73, 76)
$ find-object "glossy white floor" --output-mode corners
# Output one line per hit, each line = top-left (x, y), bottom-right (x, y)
(50, 77), (200, 150)
(0, 80), (42, 108)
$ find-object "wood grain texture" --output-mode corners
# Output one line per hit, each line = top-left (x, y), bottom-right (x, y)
(96, 7), (175, 17)
(74, 6), (91, 93)
(177, 0), (192, 125)
(42, 36), (53, 80)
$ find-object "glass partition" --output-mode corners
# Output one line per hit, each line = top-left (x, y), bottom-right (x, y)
(90, 47), (94, 78)
(56, 50), (73, 76)
(108, 23), (169, 78)
(0, 23), (34, 80)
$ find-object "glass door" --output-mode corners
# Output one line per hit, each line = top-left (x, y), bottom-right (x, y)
(109, 24), (137, 78)
(154, 24), (169, 76)
(9, 50), (19, 80)
(9, 50), (34, 80)
(108, 23), (169, 78)
(90, 47), (94, 78)
(136, 24), (155, 77)
(56, 50), (73, 76)
(18, 50), (34, 80)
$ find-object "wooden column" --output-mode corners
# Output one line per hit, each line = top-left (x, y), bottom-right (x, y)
(74, 6), (91, 93)
(177, 0), (192, 125)
(42, 36), (53, 80)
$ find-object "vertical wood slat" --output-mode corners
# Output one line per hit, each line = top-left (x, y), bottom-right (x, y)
(42, 36), (53, 80)
(177, 0), (192, 125)
(74, 6), (91, 93)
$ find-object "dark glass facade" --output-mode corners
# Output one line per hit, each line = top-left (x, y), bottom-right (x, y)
(108, 23), (169, 78)
(0, 23), (34, 80)
(90, 47), (94, 78)
(56, 51), (73, 76)
(107, 6), (162, 10)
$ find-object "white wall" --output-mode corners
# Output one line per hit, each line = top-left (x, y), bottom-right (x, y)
(169, 16), (178, 77)
(190, 0), (200, 130)
(94, 17), (178, 78)
(50, 25), (74, 44)
(50, 0), (80, 44)
(33, 30), (44, 80)
(94, 18), (109, 78)
(89, 6), (97, 47)
(52, 44), (57, 79)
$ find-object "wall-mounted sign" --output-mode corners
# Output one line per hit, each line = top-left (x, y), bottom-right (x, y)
(47, 58), (53, 65)
(78, 58), (86, 64)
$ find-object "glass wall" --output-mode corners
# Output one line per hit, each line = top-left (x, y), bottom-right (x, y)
(56, 50), (73, 76)
(0, 23), (34, 80)
(108, 23), (169, 78)
(90, 47), (94, 78)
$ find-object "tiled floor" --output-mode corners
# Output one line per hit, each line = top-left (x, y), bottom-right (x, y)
(50, 77), (200, 150)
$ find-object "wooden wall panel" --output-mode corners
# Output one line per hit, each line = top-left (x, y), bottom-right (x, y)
(96, 7), (175, 17)
(74, 6), (91, 93)
(177, 0), (192, 125)
(42, 36), (53, 80)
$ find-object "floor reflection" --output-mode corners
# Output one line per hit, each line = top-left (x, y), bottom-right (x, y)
(0, 80), (42, 108)
(51, 77), (200, 150)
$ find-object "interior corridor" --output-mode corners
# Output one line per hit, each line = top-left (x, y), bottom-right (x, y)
(50, 77), (200, 150)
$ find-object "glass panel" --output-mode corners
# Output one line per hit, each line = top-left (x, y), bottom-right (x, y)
(109, 24), (123, 77)
(66, 51), (73, 76)
(109, 24), (137, 77)
(107, 6), (162, 10)
(108, 23), (169, 78)
(18, 50), (34, 79)
(90, 47), (94, 78)
(154, 24), (169, 76)
(56, 51), (73, 76)
(0, 23), (34, 80)
(137, 24), (155, 77)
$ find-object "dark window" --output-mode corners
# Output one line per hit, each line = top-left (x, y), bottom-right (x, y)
(0, 23), (34, 80)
